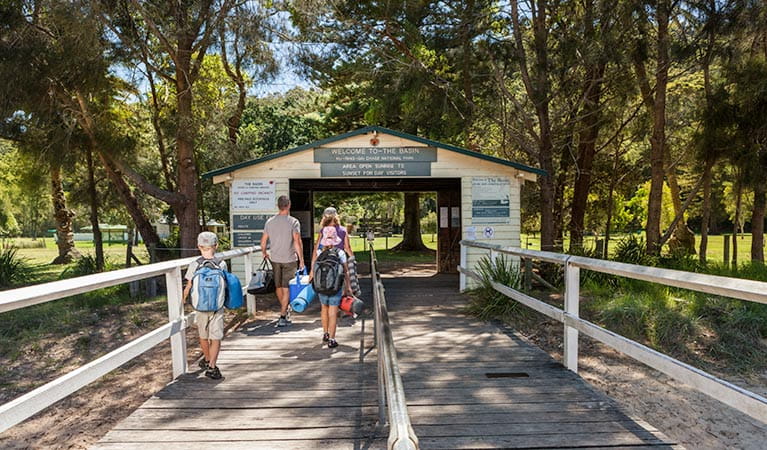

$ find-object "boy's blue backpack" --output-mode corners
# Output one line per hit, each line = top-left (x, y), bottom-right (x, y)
(191, 258), (227, 312)
(190, 257), (244, 311)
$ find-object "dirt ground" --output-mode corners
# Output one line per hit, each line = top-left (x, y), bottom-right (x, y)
(0, 294), (285, 450)
(2, 262), (767, 449)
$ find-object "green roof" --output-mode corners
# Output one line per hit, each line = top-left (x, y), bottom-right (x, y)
(202, 126), (546, 179)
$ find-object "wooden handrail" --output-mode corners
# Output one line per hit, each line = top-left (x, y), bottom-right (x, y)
(0, 245), (259, 433)
(459, 240), (767, 425)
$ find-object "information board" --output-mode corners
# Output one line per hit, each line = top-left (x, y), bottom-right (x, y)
(232, 214), (270, 230)
(231, 179), (275, 211)
(471, 177), (510, 224)
(233, 232), (263, 247)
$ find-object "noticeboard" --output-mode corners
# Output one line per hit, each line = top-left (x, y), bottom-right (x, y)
(232, 214), (270, 230)
(231, 179), (275, 211)
(471, 177), (510, 224)
(233, 232), (263, 247)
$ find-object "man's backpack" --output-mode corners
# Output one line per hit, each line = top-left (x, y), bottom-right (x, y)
(312, 247), (344, 295)
(191, 258), (227, 312)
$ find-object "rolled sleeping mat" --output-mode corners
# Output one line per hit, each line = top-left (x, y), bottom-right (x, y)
(289, 268), (310, 303)
(290, 283), (317, 313)
(340, 295), (365, 316)
(347, 256), (362, 297)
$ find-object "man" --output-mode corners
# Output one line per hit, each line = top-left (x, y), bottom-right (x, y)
(261, 195), (304, 327)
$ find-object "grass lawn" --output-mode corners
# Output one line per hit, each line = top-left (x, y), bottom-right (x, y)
(9, 238), (150, 267)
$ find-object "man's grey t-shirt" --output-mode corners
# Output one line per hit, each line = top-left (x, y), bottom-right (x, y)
(264, 214), (300, 263)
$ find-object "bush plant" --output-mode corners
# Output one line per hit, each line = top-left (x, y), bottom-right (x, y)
(0, 247), (33, 289)
(465, 255), (528, 321)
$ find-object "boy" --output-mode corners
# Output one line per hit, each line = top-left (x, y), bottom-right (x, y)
(183, 231), (226, 380)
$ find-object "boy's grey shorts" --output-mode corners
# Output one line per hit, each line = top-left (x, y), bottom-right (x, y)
(196, 310), (224, 340)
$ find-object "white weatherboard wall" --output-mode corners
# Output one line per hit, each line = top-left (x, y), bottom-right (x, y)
(213, 131), (534, 282)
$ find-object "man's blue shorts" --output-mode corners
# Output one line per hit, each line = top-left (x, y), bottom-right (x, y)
(319, 290), (342, 307)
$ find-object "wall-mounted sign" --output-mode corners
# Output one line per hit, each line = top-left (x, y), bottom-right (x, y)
(316, 147), (436, 177)
(233, 231), (263, 247)
(472, 177), (510, 224)
(451, 206), (461, 228)
(315, 147), (437, 163)
(321, 162), (431, 177)
(231, 179), (275, 211)
(232, 214), (270, 230)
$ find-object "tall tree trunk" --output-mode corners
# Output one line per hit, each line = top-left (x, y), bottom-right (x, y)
(50, 165), (80, 264)
(510, 0), (555, 251)
(699, 161), (714, 263)
(733, 179), (743, 267)
(85, 146), (104, 271)
(175, 35), (201, 256)
(751, 184), (766, 263)
(634, 1), (671, 255)
(664, 152), (696, 254)
(392, 193), (428, 251)
(461, 0), (475, 147)
(569, 62), (606, 251)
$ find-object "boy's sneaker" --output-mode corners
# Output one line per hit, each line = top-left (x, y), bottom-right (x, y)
(322, 332), (330, 343)
(277, 316), (289, 327)
(205, 366), (222, 380)
(328, 339), (338, 348)
(198, 359), (210, 370)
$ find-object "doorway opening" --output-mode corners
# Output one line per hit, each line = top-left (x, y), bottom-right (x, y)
(289, 178), (461, 274)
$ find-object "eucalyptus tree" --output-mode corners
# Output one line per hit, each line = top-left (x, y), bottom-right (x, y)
(291, 0), (494, 250)
(95, 0), (238, 255)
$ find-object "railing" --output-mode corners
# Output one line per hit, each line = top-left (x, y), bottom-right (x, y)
(369, 245), (419, 450)
(0, 246), (260, 433)
(459, 240), (767, 424)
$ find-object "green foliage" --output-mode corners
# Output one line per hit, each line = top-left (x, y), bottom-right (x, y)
(466, 255), (527, 321)
(59, 255), (117, 278)
(0, 248), (33, 289)
(613, 234), (654, 265)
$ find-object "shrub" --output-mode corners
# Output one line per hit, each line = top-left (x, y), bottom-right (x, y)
(466, 255), (527, 321)
(0, 248), (33, 289)
(612, 234), (655, 266)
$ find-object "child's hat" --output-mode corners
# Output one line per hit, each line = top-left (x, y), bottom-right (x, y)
(320, 226), (342, 247)
(197, 231), (218, 247)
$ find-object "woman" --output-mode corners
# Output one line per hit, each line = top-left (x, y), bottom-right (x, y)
(310, 226), (351, 348)
(314, 207), (361, 298)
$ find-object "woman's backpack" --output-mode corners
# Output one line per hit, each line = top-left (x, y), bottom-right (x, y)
(313, 247), (344, 295)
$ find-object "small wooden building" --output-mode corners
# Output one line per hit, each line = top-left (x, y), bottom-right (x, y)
(203, 126), (543, 280)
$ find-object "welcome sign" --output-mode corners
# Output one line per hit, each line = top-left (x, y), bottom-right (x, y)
(315, 147), (436, 177)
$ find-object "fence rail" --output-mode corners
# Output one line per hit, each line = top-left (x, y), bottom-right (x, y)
(369, 244), (419, 450)
(0, 246), (259, 433)
(459, 240), (767, 425)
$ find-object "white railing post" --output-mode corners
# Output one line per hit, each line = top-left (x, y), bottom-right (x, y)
(459, 241), (467, 292)
(564, 259), (580, 373)
(243, 251), (256, 316)
(490, 249), (498, 269)
(165, 267), (187, 378)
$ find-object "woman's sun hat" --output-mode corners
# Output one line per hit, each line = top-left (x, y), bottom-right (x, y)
(323, 206), (338, 217)
(320, 226), (342, 247)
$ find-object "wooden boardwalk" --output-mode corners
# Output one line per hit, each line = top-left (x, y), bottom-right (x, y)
(95, 270), (678, 449)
